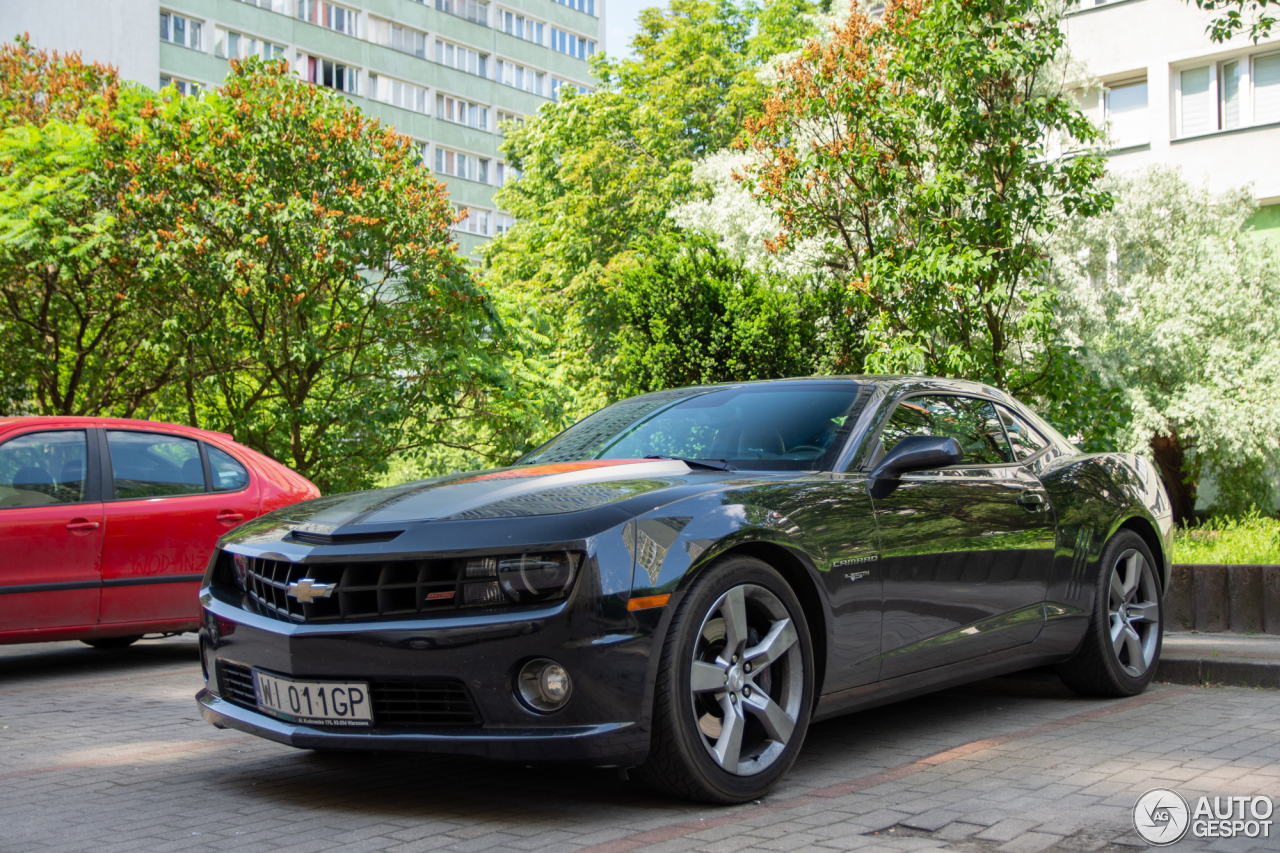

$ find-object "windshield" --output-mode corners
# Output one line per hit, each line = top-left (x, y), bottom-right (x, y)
(519, 383), (866, 471)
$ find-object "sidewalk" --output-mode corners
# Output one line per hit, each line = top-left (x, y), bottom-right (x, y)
(1158, 631), (1280, 688)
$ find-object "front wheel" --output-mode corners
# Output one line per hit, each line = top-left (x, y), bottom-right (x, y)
(1057, 530), (1163, 697)
(637, 555), (814, 803)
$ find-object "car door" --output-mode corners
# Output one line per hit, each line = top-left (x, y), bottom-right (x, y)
(867, 394), (1056, 680)
(99, 429), (260, 625)
(0, 428), (104, 633)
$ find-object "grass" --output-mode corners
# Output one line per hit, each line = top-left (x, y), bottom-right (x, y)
(1171, 510), (1280, 565)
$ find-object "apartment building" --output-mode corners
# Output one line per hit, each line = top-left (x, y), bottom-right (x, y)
(1065, 0), (1280, 239)
(3, 0), (604, 256)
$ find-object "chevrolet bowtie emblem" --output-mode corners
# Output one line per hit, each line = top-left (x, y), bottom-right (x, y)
(287, 578), (336, 604)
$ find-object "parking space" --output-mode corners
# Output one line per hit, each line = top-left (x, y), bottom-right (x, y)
(1, 636), (1277, 853)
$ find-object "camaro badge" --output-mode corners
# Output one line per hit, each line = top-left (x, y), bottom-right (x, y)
(287, 578), (336, 603)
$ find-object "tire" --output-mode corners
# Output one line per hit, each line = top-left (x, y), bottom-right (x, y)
(1057, 530), (1163, 697)
(636, 555), (815, 804)
(82, 636), (143, 650)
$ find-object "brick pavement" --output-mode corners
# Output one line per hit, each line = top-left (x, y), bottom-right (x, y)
(1, 637), (1277, 853)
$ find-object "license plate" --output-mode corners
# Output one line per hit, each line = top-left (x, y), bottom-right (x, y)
(252, 670), (373, 727)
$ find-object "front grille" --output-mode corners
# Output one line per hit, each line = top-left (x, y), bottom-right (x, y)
(217, 662), (482, 728)
(230, 553), (505, 623)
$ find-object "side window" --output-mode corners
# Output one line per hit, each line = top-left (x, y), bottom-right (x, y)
(107, 431), (205, 499)
(207, 445), (250, 492)
(879, 395), (1013, 466)
(0, 431), (89, 507)
(996, 406), (1051, 461)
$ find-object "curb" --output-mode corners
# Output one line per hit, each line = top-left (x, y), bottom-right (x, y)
(1156, 655), (1280, 689)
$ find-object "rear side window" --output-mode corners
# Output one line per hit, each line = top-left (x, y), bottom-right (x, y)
(880, 395), (1013, 466)
(207, 445), (249, 492)
(996, 405), (1051, 460)
(107, 430), (205, 499)
(0, 430), (89, 507)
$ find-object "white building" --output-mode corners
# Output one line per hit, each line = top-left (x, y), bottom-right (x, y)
(1065, 0), (1280, 239)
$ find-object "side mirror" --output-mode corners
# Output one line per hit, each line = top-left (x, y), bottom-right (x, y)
(868, 435), (963, 499)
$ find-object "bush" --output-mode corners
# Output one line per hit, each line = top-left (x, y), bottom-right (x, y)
(1170, 509), (1280, 565)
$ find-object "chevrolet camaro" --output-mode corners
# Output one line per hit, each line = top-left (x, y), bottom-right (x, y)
(196, 377), (1172, 803)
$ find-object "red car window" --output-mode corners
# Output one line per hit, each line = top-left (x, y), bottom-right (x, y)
(106, 430), (205, 499)
(0, 430), (89, 507)
(207, 444), (250, 493)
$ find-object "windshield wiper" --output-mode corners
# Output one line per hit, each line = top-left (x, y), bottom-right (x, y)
(643, 455), (737, 472)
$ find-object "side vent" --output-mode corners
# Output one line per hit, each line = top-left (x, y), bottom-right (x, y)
(1066, 527), (1094, 599)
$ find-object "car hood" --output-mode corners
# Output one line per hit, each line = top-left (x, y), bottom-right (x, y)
(263, 459), (733, 532)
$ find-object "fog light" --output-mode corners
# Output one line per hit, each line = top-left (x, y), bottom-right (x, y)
(517, 658), (572, 713)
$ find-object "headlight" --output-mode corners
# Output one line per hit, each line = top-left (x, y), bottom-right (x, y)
(460, 552), (580, 607)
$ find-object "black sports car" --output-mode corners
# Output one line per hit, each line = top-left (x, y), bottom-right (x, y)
(197, 377), (1172, 803)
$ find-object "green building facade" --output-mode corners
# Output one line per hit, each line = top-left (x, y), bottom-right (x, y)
(156, 0), (601, 256)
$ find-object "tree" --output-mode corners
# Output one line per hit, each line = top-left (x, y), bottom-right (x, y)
(0, 38), (194, 417)
(1192, 0), (1276, 43)
(481, 0), (823, 428)
(610, 234), (860, 394)
(738, 0), (1110, 405)
(97, 58), (489, 492)
(1049, 167), (1280, 522)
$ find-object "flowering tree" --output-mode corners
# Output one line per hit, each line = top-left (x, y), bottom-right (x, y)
(1050, 167), (1280, 522)
(101, 58), (487, 491)
(738, 0), (1110, 404)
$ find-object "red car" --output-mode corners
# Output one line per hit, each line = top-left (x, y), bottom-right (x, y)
(0, 417), (319, 648)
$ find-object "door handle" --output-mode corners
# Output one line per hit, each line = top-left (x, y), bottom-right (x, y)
(66, 520), (100, 533)
(1016, 493), (1045, 509)
(216, 511), (245, 524)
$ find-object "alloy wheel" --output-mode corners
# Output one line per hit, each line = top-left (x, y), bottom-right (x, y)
(689, 584), (804, 776)
(1107, 548), (1161, 677)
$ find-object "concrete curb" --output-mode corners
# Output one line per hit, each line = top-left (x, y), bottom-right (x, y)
(1165, 563), (1280, 634)
(1156, 656), (1280, 689)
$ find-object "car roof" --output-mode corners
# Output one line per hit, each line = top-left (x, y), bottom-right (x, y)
(0, 416), (236, 443)
(643, 375), (1013, 402)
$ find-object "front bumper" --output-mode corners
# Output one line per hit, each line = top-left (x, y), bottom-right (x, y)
(198, 690), (647, 763)
(197, 587), (662, 766)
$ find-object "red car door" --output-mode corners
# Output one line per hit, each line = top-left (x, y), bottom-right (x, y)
(99, 429), (259, 626)
(0, 428), (104, 634)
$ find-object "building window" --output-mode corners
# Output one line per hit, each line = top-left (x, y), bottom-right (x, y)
(496, 111), (522, 135)
(1104, 79), (1147, 148)
(1257, 52), (1280, 124)
(550, 28), (595, 60)
(297, 0), (358, 37)
(370, 74), (428, 113)
(494, 213), (514, 235)
(1179, 66), (1214, 137)
(435, 0), (489, 26)
(452, 204), (490, 235)
(160, 11), (203, 51)
(368, 18), (428, 59)
(499, 10), (543, 45)
(496, 60), (543, 95)
(297, 52), (359, 94)
(159, 75), (203, 96)
(436, 39), (489, 78)
(435, 148), (488, 183)
(551, 77), (593, 100)
(237, 0), (290, 12)
(437, 94), (489, 130)
(215, 29), (286, 61)
(551, 0), (596, 17)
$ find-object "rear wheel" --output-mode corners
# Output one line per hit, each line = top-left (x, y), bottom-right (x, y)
(82, 636), (142, 650)
(1057, 530), (1163, 697)
(637, 555), (814, 803)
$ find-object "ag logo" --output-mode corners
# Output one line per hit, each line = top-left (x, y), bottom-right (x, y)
(1134, 788), (1191, 846)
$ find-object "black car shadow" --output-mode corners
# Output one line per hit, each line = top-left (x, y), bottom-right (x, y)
(0, 637), (200, 686)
